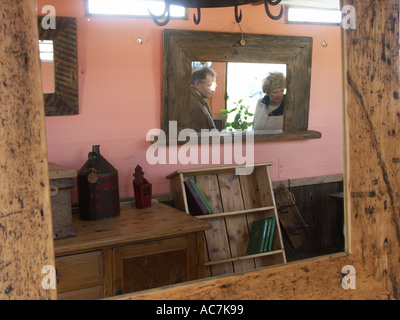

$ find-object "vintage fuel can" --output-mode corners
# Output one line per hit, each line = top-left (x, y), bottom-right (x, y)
(77, 145), (120, 220)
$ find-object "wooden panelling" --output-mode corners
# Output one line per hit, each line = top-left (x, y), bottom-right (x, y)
(280, 181), (344, 261)
(114, 248), (188, 293)
(343, 0), (400, 299)
(0, 0), (56, 300)
(117, 253), (391, 300)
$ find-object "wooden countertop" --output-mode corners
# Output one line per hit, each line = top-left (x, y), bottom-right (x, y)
(54, 203), (211, 256)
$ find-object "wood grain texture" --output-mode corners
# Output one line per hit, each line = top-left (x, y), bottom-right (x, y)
(115, 253), (391, 300)
(167, 164), (286, 278)
(281, 181), (344, 261)
(0, 0), (56, 299)
(54, 204), (210, 298)
(218, 172), (254, 272)
(119, 0), (400, 299)
(274, 184), (309, 250)
(196, 174), (233, 276)
(55, 251), (103, 293)
(162, 29), (315, 138)
(54, 203), (211, 256)
(343, 0), (400, 299)
(38, 16), (79, 116)
(48, 162), (77, 180)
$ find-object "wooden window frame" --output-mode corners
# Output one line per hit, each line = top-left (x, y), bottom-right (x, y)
(161, 29), (321, 143)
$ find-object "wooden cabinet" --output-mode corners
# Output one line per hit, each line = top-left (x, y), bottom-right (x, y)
(56, 251), (105, 299)
(167, 163), (286, 277)
(54, 203), (210, 299)
(113, 235), (197, 294)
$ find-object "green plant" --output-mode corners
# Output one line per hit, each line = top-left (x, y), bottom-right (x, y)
(220, 99), (254, 132)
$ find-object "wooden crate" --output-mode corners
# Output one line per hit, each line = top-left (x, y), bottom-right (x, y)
(49, 163), (77, 239)
(167, 163), (286, 277)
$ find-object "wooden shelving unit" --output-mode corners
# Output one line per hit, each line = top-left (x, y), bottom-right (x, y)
(167, 163), (287, 277)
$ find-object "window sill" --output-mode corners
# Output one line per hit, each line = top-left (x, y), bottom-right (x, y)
(149, 130), (321, 145)
(253, 129), (321, 142)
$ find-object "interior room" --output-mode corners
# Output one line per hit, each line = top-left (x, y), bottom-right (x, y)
(1, 0), (399, 301)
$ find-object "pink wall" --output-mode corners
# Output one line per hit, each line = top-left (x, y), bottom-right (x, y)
(41, 61), (54, 93)
(38, 0), (343, 202)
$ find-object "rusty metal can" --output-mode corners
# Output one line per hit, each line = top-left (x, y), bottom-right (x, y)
(77, 145), (120, 220)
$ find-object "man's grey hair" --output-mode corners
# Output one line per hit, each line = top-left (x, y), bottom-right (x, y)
(191, 66), (217, 86)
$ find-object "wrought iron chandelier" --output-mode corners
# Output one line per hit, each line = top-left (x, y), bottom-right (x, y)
(149, 0), (284, 26)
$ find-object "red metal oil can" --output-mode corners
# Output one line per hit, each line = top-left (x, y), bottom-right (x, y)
(77, 145), (120, 220)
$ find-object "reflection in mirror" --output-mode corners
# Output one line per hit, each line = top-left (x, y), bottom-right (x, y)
(195, 62), (287, 133)
(163, 29), (321, 143)
(37, 16), (79, 116)
(225, 62), (286, 132)
(39, 40), (54, 93)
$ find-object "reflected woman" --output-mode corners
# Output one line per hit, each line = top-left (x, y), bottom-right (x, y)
(253, 72), (286, 131)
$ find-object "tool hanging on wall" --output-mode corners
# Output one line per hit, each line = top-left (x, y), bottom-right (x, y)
(274, 184), (312, 249)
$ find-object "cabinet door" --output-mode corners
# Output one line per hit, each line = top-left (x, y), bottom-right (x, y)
(57, 286), (104, 300)
(113, 236), (193, 295)
(55, 251), (104, 299)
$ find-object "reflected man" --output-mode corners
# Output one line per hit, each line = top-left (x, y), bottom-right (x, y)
(189, 67), (217, 132)
(253, 72), (286, 131)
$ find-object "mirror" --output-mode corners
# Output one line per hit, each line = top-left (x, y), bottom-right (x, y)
(194, 61), (287, 132)
(37, 16), (79, 116)
(39, 40), (55, 93)
(162, 29), (320, 142)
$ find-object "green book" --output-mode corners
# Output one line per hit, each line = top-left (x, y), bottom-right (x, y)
(266, 217), (276, 252)
(262, 217), (272, 252)
(193, 182), (214, 214)
(247, 219), (269, 255)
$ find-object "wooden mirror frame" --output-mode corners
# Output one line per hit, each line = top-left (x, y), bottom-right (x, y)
(38, 16), (79, 116)
(162, 29), (321, 142)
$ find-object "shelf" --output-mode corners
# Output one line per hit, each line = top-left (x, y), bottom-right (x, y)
(196, 206), (275, 219)
(167, 163), (287, 277)
(204, 250), (284, 267)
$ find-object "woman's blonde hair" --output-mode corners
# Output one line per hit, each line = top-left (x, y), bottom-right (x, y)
(262, 72), (286, 94)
